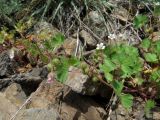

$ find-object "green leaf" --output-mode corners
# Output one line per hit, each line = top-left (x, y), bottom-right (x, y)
(44, 33), (65, 51)
(99, 62), (114, 82)
(150, 70), (160, 82)
(29, 43), (39, 56)
(132, 61), (143, 73)
(100, 58), (116, 73)
(140, 38), (151, 49)
(154, 5), (160, 16)
(67, 57), (80, 66)
(144, 100), (155, 117)
(99, 64), (108, 73)
(124, 45), (139, 56)
(144, 53), (158, 63)
(51, 33), (64, 48)
(133, 15), (148, 28)
(104, 72), (113, 82)
(0, 34), (4, 44)
(56, 63), (69, 83)
(121, 65), (132, 78)
(153, 41), (160, 55)
(120, 94), (133, 109)
(40, 55), (49, 63)
(112, 80), (123, 95)
(44, 40), (52, 50)
(111, 54), (122, 65)
(55, 57), (79, 83)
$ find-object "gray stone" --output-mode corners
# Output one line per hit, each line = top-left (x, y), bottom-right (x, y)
(0, 93), (18, 120)
(88, 11), (104, 25)
(0, 67), (48, 90)
(80, 30), (97, 47)
(62, 37), (83, 56)
(28, 67), (49, 79)
(27, 81), (107, 120)
(34, 21), (60, 41)
(84, 10), (111, 40)
(153, 111), (160, 120)
(61, 89), (107, 120)
(4, 83), (27, 107)
(15, 108), (60, 120)
(0, 51), (17, 77)
(110, 98), (160, 120)
(65, 66), (99, 95)
(65, 67), (112, 97)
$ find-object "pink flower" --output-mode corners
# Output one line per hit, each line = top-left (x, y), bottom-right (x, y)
(46, 72), (54, 83)
(47, 77), (53, 83)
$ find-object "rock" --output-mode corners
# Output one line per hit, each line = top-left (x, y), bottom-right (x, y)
(149, 32), (160, 42)
(0, 83), (27, 119)
(4, 83), (27, 107)
(61, 90), (107, 120)
(65, 66), (99, 95)
(110, 98), (160, 120)
(88, 11), (103, 25)
(111, 6), (131, 22)
(0, 50), (17, 77)
(110, 104), (132, 120)
(15, 108), (60, 120)
(27, 80), (107, 120)
(110, 98), (145, 120)
(65, 66), (112, 97)
(153, 109), (160, 120)
(39, 67), (49, 79)
(28, 67), (49, 79)
(63, 37), (83, 56)
(62, 37), (77, 56)
(28, 81), (63, 108)
(84, 10), (111, 40)
(80, 30), (97, 48)
(0, 67), (48, 91)
(34, 21), (60, 41)
(0, 78), (10, 90)
(0, 93), (18, 120)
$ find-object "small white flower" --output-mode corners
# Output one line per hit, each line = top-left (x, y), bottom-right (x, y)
(39, 44), (44, 49)
(118, 33), (123, 38)
(96, 43), (105, 50)
(47, 77), (53, 83)
(155, 2), (160, 5)
(9, 49), (15, 60)
(108, 33), (117, 40)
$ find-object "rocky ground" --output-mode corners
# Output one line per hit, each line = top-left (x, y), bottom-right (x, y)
(0, 21), (159, 120)
(1, 0), (160, 120)
(0, 50), (159, 120)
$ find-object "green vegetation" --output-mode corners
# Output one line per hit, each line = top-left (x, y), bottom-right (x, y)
(0, 0), (160, 117)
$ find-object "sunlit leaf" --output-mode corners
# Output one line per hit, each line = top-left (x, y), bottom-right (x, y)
(0, 34), (4, 44)
(120, 93), (133, 109)
(56, 64), (68, 83)
(67, 57), (80, 66)
(140, 38), (151, 49)
(144, 53), (158, 62)
(112, 80), (123, 95)
(145, 100), (155, 117)
(150, 70), (160, 82)
(133, 15), (148, 28)
(104, 72), (113, 82)
(154, 5), (160, 16)
(51, 33), (65, 48)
